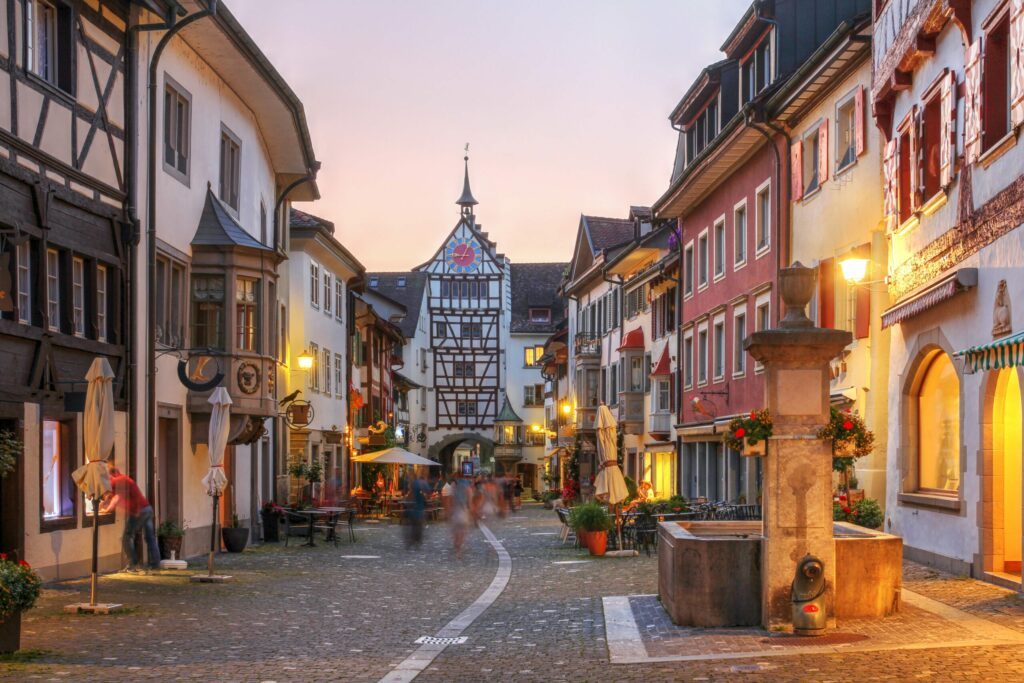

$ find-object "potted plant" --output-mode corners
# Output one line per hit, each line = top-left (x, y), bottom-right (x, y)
(724, 409), (773, 456)
(819, 407), (875, 493)
(0, 553), (42, 654)
(157, 520), (186, 561)
(569, 502), (613, 556)
(221, 514), (249, 553)
(260, 501), (284, 543)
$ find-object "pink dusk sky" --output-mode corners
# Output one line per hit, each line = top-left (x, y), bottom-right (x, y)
(229, 0), (751, 271)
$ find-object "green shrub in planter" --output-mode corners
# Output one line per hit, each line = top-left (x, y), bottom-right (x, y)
(568, 502), (613, 532)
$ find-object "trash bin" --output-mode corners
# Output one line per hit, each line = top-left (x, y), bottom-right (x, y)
(791, 554), (827, 636)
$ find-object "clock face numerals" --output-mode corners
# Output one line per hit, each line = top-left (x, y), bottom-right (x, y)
(445, 237), (482, 273)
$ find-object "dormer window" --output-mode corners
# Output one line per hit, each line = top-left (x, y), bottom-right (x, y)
(529, 307), (551, 323)
(742, 34), (773, 103)
(685, 94), (720, 166)
(397, 277), (406, 287)
(369, 277), (379, 288)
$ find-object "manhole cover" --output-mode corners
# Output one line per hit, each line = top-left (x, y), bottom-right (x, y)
(762, 633), (869, 647)
(415, 636), (468, 645)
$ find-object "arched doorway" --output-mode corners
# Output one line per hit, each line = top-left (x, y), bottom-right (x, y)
(428, 433), (495, 477)
(986, 368), (1023, 577)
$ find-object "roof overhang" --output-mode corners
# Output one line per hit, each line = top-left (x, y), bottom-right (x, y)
(176, 2), (319, 198)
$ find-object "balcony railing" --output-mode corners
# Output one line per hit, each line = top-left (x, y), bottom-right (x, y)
(574, 334), (601, 357)
(649, 412), (673, 434)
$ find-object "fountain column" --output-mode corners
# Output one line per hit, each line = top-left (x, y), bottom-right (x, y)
(744, 264), (851, 630)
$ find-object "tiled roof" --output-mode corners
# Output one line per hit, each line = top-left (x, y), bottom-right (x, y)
(290, 207), (335, 232)
(366, 272), (428, 339)
(510, 262), (568, 334)
(618, 327), (645, 351)
(192, 188), (273, 251)
(651, 346), (672, 376)
(583, 215), (635, 251)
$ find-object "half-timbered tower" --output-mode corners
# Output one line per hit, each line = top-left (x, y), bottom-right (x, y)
(0, 0), (135, 579)
(417, 157), (508, 472)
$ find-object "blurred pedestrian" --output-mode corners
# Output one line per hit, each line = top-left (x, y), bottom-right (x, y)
(99, 460), (160, 572)
(450, 477), (472, 559)
(404, 471), (431, 549)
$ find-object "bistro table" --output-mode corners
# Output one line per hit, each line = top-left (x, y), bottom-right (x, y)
(293, 509), (330, 547)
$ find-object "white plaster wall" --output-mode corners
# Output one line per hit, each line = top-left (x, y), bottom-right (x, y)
(507, 332), (550, 486)
(403, 295), (433, 457)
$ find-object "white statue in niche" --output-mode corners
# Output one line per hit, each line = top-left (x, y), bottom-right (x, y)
(993, 279), (1012, 338)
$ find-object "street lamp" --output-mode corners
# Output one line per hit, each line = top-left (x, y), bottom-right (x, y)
(839, 257), (870, 284)
(297, 349), (315, 370)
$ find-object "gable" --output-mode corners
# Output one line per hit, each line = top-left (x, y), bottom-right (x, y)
(568, 217), (595, 284)
(416, 216), (503, 276)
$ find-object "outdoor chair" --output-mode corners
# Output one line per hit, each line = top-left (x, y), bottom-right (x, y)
(555, 508), (576, 545)
(314, 512), (340, 547)
(346, 508), (357, 543)
(282, 511), (311, 547)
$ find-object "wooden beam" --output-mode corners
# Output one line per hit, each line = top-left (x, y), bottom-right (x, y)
(891, 70), (913, 91)
(915, 34), (936, 56)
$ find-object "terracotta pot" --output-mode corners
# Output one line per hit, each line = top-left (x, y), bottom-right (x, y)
(577, 530), (591, 550)
(588, 531), (608, 556)
(742, 440), (766, 457)
(0, 610), (20, 655)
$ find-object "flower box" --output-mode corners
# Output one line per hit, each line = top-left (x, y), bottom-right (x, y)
(741, 440), (766, 457)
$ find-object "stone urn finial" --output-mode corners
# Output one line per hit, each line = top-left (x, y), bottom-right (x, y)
(779, 262), (817, 329)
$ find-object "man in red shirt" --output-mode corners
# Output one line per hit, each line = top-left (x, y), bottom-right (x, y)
(100, 461), (161, 571)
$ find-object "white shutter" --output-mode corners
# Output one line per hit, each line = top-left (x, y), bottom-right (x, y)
(818, 119), (829, 184)
(964, 39), (983, 163)
(1011, 0), (1024, 127)
(940, 70), (956, 187)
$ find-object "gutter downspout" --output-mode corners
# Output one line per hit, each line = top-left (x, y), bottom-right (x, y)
(144, 1), (219, 503)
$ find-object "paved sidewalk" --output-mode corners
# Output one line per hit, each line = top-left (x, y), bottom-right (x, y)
(3, 505), (1024, 681)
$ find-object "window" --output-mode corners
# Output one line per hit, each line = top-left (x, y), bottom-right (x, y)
(733, 202), (747, 266)
(698, 231), (709, 288)
(322, 348), (332, 395)
(921, 89), (943, 200)
(802, 125), (821, 196)
(440, 280), (450, 298)
(435, 322), (447, 338)
(713, 219), (725, 278)
(656, 379), (670, 412)
(897, 121), (914, 225)
(71, 256), (84, 337)
(155, 255), (186, 346)
(309, 261), (320, 309)
(697, 328), (708, 385)
(27, 0), (72, 92)
(191, 275), (225, 349)
(219, 127), (241, 211)
(524, 345), (544, 366)
(335, 279), (344, 321)
(733, 311), (746, 375)
(454, 361), (475, 378)
(235, 277), (258, 351)
(683, 332), (694, 388)
(323, 271), (333, 317)
(524, 384), (544, 406)
(983, 11), (1011, 151)
(456, 401), (477, 418)
(96, 264), (108, 343)
(529, 307), (552, 323)
(683, 242), (694, 297)
(836, 94), (858, 170)
(308, 342), (319, 392)
(16, 240), (31, 325)
(756, 183), (771, 252)
(713, 319), (725, 381)
(916, 352), (960, 493)
(742, 37), (773, 104)
(46, 248), (59, 332)
(41, 419), (73, 521)
(163, 79), (191, 180)
(755, 297), (770, 372)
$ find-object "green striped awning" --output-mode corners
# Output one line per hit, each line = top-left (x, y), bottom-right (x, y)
(955, 331), (1024, 373)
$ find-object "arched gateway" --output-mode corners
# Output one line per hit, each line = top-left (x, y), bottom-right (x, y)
(429, 433), (495, 477)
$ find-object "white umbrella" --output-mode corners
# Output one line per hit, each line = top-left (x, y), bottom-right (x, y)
(71, 358), (115, 606)
(203, 387), (232, 576)
(594, 404), (630, 555)
(352, 447), (441, 467)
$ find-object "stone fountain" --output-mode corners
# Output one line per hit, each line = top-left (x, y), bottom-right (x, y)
(658, 264), (902, 631)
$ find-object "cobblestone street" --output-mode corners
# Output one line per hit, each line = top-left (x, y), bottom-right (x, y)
(4, 506), (1024, 682)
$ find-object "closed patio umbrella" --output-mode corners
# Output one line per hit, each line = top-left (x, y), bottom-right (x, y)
(202, 387), (232, 577)
(593, 404), (630, 554)
(71, 358), (115, 607)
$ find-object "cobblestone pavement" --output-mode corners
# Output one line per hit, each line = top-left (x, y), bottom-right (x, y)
(4, 506), (1024, 681)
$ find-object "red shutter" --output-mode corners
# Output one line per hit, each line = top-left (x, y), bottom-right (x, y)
(940, 70), (956, 187)
(855, 284), (870, 339)
(818, 257), (835, 329)
(883, 139), (899, 230)
(818, 119), (829, 184)
(669, 372), (676, 414)
(965, 39), (984, 163)
(854, 86), (866, 156)
(791, 141), (803, 201)
(1011, 0), (1024, 127)
(909, 105), (921, 211)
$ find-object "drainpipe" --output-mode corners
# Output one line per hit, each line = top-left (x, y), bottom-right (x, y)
(143, 1), (219, 503)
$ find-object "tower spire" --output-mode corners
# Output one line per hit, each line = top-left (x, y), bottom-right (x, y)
(456, 144), (478, 216)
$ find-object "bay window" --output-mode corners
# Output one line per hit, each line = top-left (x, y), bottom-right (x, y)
(192, 275), (225, 349)
(235, 277), (258, 351)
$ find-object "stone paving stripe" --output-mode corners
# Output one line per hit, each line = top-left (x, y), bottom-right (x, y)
(552, 560), (591, 565)
(603, 589), (1024, 665)
(339, 555), (382, 559)
(530, 532), (558, 535)
(603, 596), (648, 662)
(378, 523), (512, 683)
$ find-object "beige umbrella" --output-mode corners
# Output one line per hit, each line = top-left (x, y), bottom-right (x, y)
(203, 387), (232, 577)
(353, 448), (439, 515)
(71, 358), (115, 606)
(594, 404), (629, 553)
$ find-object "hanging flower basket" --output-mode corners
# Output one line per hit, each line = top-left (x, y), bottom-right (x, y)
(833, 438), (858, 457)
(741, 439), (766, 457)
(725, 409), (773, 457)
